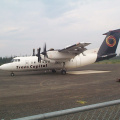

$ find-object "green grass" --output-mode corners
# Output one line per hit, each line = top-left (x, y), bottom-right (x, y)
(95, 59), (120, 64)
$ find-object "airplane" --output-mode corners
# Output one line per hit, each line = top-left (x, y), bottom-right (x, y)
(0, 29), (120, 76)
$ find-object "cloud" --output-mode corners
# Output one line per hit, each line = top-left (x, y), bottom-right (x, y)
(0, 0), (120, 57)
(2, 27), (22, 33)
(0, 43), (5, 49)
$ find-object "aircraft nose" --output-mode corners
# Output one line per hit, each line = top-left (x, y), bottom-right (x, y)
(0, 65), (6, 70)
(0, 64), (12, 71)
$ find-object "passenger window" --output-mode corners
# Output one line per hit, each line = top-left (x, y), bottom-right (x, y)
(18, 59), (20, 62)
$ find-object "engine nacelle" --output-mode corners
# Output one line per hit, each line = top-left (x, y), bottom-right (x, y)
(47, 51), (74, 61)
(41, 54), (56, 63)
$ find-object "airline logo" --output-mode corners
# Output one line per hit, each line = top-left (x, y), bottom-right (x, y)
(106, 35), (116, 47)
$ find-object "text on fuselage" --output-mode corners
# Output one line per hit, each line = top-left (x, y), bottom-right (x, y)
(16, 64), (47, 69)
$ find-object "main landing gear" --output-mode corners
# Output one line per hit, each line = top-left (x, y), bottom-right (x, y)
(61, 70), (66, 75)
(52, 69), (66, 75)
(11, 72), (14, 76)
(61, 62), (67, 75)
(52, 69), (56, 73)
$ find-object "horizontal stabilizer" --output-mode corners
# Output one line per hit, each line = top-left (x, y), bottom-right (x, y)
(103, 29), (120, 35)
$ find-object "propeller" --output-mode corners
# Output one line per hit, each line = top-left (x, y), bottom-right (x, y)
(35, 43), (48, 62)
(37, 48), (41, 62)
(41, 43), (48, 58)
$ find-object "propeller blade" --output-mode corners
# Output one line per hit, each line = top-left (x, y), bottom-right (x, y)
(33, 49), (35, 56)
(42, 43), (48, 58)
(45, 43), (46, 54)
(38, 48), (41, 62)
(42, 43), (46, 55)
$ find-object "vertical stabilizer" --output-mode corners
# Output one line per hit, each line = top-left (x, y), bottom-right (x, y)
(96, 29), (120, 62)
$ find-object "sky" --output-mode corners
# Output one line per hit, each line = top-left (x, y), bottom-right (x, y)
(0, 0), (120, 57)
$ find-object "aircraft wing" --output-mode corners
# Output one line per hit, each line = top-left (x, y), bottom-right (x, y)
(58, 42), (91, 54)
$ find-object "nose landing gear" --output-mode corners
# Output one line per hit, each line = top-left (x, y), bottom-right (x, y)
(11, 72), (14, 76)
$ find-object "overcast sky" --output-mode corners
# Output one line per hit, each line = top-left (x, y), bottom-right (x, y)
(0, 0), (120, 57)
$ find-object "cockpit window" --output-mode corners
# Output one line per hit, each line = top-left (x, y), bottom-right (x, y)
(11, 59), (20, 62)
(11, 59), (14, 62)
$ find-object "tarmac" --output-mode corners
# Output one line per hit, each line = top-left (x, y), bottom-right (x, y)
(0, 64), (120, 120)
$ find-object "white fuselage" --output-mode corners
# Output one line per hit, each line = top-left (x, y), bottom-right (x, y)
(0, 48), (98, 72)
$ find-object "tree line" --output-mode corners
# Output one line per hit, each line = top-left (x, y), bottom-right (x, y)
(0, 57), (13, 65)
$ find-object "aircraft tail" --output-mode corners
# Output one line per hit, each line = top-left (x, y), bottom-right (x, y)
(96, 29), (120, 62)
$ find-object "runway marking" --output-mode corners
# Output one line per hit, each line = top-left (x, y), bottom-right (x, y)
(67, 70), (110, 75)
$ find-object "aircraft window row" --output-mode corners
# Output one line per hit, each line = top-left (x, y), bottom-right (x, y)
(32, 61), (50, 64)
(30, 61), (50, 64)
(39, 61), (50, 63)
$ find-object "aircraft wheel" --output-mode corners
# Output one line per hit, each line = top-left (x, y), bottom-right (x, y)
(11, 73), (14, 76)
(52, 69), (56, 73)
(61, 70), (66, 75)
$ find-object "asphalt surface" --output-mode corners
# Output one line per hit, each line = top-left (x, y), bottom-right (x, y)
(0, 64), (120, 120)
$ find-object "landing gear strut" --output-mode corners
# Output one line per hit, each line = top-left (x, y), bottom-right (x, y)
(61, 70), (66, 75)
(11, 72), (14, 76)
(61, 62), (66, 75)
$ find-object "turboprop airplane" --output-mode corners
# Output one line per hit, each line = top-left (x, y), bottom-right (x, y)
(0, 29), (120, 76)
